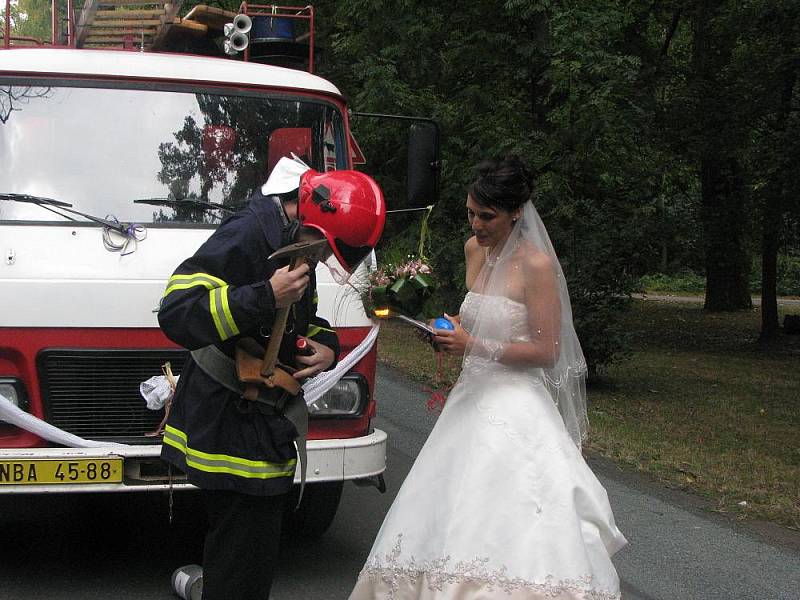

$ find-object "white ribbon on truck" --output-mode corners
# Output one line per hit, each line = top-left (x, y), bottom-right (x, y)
(0, 392), (115, 448)
(302, 323), (379, 405)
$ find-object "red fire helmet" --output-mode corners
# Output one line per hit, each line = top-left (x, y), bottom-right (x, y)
(298, 169), (386, 273)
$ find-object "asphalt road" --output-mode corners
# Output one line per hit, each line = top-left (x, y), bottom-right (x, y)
(1, 364), (799, 599)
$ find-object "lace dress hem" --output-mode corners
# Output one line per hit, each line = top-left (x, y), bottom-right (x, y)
(353, 569), (621, 600)
(351, 534), (621, 600)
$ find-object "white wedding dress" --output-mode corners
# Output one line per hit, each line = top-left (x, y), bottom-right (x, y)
(350, 292), (628, 600)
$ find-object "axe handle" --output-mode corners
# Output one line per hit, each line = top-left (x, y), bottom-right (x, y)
(261, 255), (305, 378)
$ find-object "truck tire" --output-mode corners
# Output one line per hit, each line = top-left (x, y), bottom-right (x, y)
(285, 481), (343, 538)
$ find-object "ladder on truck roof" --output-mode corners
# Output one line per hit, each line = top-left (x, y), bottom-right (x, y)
(70, 2), (316, 72)
(74, 0), (186, 50)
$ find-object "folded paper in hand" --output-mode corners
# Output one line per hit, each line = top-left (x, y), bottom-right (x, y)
(395, 314), (435, 336)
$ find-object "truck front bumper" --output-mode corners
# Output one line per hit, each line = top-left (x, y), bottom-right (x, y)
(0, 428), (387, 493)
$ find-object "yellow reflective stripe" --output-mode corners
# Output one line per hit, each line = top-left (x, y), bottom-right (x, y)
(163, 425), (296, 480)
(165, 424), (187, 443)
(162, 273), (239, 341)
(306, 325), (334, 338)
(209, 285), (240, 340)
(313, 291), (319, 305)
(209, 288), (225, 339)
(163, 272), (227, 297)
(219, 286), (239, 337)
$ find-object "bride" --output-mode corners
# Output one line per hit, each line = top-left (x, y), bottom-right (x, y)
(349, 156), (627, 599)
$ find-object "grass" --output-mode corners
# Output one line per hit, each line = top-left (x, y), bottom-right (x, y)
(375, 300), (800, 529)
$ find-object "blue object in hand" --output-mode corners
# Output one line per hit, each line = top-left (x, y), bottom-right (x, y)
(433, 316), (454, 331)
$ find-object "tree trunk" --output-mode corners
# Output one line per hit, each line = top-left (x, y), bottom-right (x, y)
(760, 204), (780, 340)
(656, 191), (668, 272)
(529, 11), (551, 134)
(700, 157), (752, 311)
(760, 54), (796, 339)
(692, 1), (752, 311)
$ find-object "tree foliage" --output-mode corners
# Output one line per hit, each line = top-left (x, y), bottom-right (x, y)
(20, 0), (788, 363)
(7, 0), (58, 43)
(313, 0), (666, 373)
(310, 0), (798, 361)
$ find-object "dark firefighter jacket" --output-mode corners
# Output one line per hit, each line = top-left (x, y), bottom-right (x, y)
(158, 191), (339, 496)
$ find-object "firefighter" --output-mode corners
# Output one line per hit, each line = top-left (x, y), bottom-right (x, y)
(158, 163), (385, 600)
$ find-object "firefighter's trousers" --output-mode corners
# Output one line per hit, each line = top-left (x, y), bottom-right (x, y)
(202, 488), (289, 599)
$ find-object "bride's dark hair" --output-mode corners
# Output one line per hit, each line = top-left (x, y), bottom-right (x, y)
(468, 155), (533, 212)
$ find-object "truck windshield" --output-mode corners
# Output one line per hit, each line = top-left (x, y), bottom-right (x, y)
(0, 82), (347, 225)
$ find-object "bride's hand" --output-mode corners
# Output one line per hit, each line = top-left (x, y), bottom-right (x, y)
(432, 314), (470, 356)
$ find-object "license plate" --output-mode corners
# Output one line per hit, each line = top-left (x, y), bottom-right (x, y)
(0, 458), (123, 485)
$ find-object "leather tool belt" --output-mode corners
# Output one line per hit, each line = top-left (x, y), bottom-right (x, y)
(190, 344), (309, 507)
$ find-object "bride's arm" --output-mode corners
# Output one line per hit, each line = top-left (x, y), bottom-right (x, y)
(435, 251), (561, 367)
(488, 251), (561, 367)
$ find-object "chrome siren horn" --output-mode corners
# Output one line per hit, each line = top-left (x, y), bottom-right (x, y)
(232, 14), (252, 34)
(229, 31), (249, 51)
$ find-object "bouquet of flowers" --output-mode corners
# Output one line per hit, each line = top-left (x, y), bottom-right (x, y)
(361, 251), (455, 414)
(363, 255), (434, 319)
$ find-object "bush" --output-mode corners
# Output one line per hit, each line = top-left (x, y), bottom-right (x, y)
(748, 255), (800, 296)
(639, 270), (706, 293)
(777, 255), (800, 296)
(640, 257), (800, 297)
(571, 290), (632, 379)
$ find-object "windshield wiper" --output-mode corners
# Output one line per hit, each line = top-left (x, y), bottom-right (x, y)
(134, 197), (236, 214)
(0, 193), (129, 232)
(0, 193), (73, 208)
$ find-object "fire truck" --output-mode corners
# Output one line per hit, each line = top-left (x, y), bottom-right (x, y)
(0, 2), (438, 536)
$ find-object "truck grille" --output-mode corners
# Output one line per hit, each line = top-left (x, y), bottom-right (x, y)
(38, 349), (188, 442)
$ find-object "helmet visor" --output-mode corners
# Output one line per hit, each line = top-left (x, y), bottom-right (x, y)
(334, 239), (372, 274)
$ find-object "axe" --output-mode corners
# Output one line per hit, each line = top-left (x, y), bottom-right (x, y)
(259, 238), (331, 382)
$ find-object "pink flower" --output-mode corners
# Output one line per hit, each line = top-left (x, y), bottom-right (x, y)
(390, 258), (432, 280)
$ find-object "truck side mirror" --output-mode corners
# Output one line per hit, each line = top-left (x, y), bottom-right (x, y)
(406, 122), (440, 208)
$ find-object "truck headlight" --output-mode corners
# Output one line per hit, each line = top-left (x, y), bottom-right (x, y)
(307, 374), (368, 417)
(0, 378), (29, 424)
